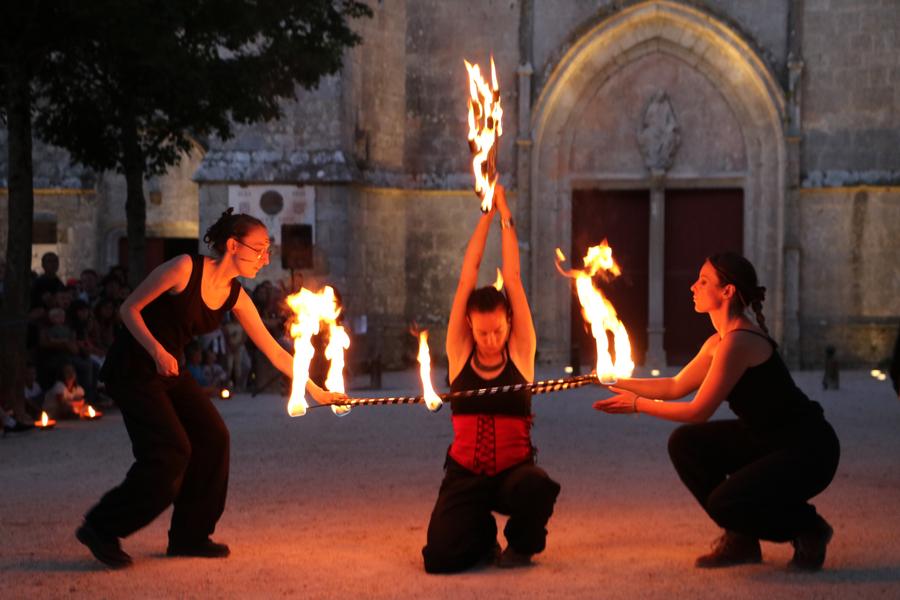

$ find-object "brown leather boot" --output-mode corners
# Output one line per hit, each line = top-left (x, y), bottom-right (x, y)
(695, 530), (762, 568)
(788, 515), (833, 571)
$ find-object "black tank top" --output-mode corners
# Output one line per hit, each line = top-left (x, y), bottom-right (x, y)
(449, 349), (532, 416)
(101, 255), (241, 381)
(726, 329), (824, 435)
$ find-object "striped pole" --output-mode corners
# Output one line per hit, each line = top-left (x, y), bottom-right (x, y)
(309, 373), (601, 409)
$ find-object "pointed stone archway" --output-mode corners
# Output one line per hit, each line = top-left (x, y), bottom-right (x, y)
(521, 0), (787, 365)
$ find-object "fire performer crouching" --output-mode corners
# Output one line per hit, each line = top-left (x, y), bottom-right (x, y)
(76, 210), (344, 569)
(594, 253), (840, 571)
(422, 185), (561, 573)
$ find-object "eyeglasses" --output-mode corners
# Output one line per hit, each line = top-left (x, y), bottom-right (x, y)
(234, 238), (272, 262)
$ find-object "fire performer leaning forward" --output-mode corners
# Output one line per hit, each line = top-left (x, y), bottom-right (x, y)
(594, 253), (840, 571)
(76, 210), (344, 569)
(422, 185), (561, 572)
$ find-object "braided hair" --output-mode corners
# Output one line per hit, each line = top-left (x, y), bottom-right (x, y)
(707, 252), (768, 334)
(203, 208), (266, 256)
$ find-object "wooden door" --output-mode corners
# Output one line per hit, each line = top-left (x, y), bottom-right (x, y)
(663, 188), (743, 364)
(571, 190), (650, 367)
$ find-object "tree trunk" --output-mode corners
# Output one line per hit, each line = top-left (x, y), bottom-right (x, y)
(0, 58), (35, 422)
(122, 115), (146, 288)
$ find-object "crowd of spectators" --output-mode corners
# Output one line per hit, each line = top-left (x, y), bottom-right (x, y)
(3, 251), (299, 432)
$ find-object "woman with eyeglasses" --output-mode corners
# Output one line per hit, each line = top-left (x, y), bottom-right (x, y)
(76, 209), (344, 569)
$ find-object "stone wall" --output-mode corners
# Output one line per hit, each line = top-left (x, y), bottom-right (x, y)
(798, 187), (900, 367)
(802, 0), (900, 184)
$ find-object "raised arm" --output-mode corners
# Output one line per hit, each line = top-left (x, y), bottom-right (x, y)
(231, 287), (342, 405)
(494, 185), (535, 381)
(446, 206), (495, 378)
(119, 254), (193, 376)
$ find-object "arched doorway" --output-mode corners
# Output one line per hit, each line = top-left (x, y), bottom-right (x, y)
(525, 0), (787, 366)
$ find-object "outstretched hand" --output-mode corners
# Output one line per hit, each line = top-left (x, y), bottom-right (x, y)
(593, 386), (638, 414)
(310, 387), (348, 406)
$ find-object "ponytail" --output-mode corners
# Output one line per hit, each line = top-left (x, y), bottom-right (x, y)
(203, 208), (265, 255)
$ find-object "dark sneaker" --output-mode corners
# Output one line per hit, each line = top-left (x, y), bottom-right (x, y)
(695, 530), (762, 568)
(789, 516), (833, 571)
(76, 522), (132, 569)
(167, 538), (231, 558)
(497, 546), (533, 568)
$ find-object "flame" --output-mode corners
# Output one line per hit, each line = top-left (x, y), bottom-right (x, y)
(464, 56), (503, 212)
(416, 330), (443, 412)
(325, 324), (352, 416)
(87, 405), (97, 418)
(220, 389), (231, 399)
(285, 286), (351, 417)
(41, 411), (49, 427)
(556, 240), (634, 384)
(493, 268), (504, 291)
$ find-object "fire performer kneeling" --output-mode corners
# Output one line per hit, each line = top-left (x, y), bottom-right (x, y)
(422, 185), (560, 573)
(76, 210), (344, 569)
(594, 253), (840, 571)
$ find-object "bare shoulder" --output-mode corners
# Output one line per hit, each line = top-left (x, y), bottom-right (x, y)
(700, 333), (721, 356)
(163, 254), (194, 292)
(717, 329), (772, 365)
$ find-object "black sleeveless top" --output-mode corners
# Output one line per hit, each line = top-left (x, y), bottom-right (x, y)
(449, 349), (532, 416)
(726, 329), (824, 436)
(100, 255), (241, 382)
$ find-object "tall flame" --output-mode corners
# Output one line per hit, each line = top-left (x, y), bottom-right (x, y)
(493, 268), (504, 291)
(41, 411), (49, 427)
(87, 405), (97, 418)
(285, 286), (351, 417)
(416, 330), (443, 412)
(556, 241), (634, 384)
(464, 56), (503, 212)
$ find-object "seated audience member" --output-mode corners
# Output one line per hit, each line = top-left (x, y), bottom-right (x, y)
(24, 363), (44, 419)
(45, 364), (86, 419)
(30, 252), (65, 309)
(203, 350), (229, 390)
(185, 342), (220, 399)
(77, 268), (101, 305)
(38, 307), (96, 402)
(223, 319), (251, 391)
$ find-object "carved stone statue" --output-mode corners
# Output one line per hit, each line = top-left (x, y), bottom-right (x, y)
(637, 91), (681, 173)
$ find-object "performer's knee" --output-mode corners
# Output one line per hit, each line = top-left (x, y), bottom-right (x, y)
(667, 424), (701, 466)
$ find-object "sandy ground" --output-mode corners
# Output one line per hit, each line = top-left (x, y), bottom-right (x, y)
(2, 367), (899, 599)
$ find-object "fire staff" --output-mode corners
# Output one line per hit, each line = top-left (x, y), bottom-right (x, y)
(76, 210), (343, 569)
(594, 253), (840, 571)
(422, 185), (561, 573)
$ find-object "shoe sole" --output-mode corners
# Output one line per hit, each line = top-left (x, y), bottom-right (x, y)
(76, 526), (132, 569)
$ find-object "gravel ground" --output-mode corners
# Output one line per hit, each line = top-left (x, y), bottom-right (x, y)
(2, 368), (899, 599)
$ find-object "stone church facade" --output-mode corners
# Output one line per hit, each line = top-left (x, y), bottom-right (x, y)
(2, 0), (899, 369)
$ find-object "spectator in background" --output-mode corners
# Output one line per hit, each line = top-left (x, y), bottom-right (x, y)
(44, 363), (86, 419)
(37, 307), (96, 403)
(185, 342), (220, 400)
(99, 274), (122, 306)
(30, 252), (65, 309)
(203, 350), (229, 391)
(87, 298), (118, 366)
(78, 268), (101, 306)
(24, 363), (44, 419)
(223, 318), (251, 391)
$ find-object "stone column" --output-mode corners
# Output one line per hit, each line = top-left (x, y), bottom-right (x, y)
(515, 62), (534, 286)
(637, 91), (681, 368)
(646, 169), (667, 369)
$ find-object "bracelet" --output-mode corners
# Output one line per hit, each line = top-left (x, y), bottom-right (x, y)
(500, 216), (515, 230)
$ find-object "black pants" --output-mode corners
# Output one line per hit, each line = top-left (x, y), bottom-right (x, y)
(84, 372), (230, 545)
(422, 457), (561, 573)
(668, 419), (839, 542)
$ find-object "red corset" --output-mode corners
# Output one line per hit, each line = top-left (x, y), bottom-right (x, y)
(449, 414), (532, 475)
